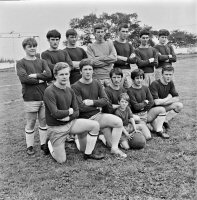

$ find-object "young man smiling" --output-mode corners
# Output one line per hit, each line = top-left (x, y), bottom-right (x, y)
(16, 38), (51, 155)
(72, 59), (127, 158)
(127, 69), (169, 139)
(150, 66), (183, 131)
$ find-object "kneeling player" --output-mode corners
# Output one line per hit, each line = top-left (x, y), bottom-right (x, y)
(44, 62), (104, 163)
(127, 69), (169, 139)
(150, 66), (183, 131)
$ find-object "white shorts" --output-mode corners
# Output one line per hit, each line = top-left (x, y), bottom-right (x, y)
(24, 101), (45, 113)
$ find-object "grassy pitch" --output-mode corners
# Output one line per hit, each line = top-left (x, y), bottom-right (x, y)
(0, 55), (196, 200)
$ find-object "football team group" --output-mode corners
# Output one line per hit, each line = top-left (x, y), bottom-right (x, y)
(16, 23), (183, 163)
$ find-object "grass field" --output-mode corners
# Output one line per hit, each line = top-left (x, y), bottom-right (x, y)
(0, 55), (196, 200)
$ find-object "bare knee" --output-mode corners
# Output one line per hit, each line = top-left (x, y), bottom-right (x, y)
(156, 106), (166, 114)
(90, 121), (100, 135)
(26, 119), (37, 130)
(112, 116), (123, 128)
(174, 102), (183, 112)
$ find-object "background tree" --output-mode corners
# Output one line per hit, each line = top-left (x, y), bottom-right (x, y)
(69, 12), (197, 48)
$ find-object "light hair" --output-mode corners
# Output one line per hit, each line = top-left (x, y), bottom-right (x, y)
(53, 62), (70, 76)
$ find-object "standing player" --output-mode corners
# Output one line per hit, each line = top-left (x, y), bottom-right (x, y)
(154, 29), (177, 80)
(65, 29), (88, 85)
(127, 69), (169, 139)
(16, 38), (52, 155)
(44, 62), (104, 163)
(72, 59), (127, 158)
(150, 66), (183, 132)
(87, 24), (117, 87)
(135, 30), (158, 86)
(41, 29), (73, 84)
(113, 23), (137, 88)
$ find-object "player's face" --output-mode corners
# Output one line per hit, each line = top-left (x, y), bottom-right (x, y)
(24, 45), (37, 57)
(162, 70), (173, 83)
(67, 35), (77, 46)
(119, 28), (129, 41)
(81, 65), (93, 80)
(95, 29), (105, 42)
(140, 35), (149, 46)
(133, 75), (144, 87)
(55, 68), (70, 85)
(159, 36), (168, 45)
(119, 98), (129, 110)
(111, 74), (122, 86)
(48, 37), (60, 50)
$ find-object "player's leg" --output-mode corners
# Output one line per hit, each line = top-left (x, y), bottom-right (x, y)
(122, 69), (132, 89)
(51, 143), (67, 164)
(164, 102), (183, 122)
(25, 112), (37, 155)
(97, 114), (127, 158)
(136, 123), (151, 140)
(155, 67), (162, 80)
(148, 107), (169, 138)
(70, 119), (104, 160)
(37, 102), (48, 152)
(147, 107), (166, 132)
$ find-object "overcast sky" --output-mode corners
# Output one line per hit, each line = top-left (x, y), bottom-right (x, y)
(0, 0), (196, 60)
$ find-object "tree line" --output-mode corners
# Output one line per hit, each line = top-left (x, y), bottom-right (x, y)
(69, 12), (197, 47)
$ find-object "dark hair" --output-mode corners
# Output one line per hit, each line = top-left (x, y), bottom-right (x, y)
(118, 93), (130, 102)
(118, 23), (129, 31)
(53, 62), (70, 76)
(109, 68), (123, 78)
(79, 59), (94, 71)
(139, 29), (150, 38)
(162, 66), (174, 74)
(46, 29), (61, 39)
(66, 29), (77, 38)
(94, 24), (105, 33)
(22, 38), (37, 49)
(159, 29), (170, 37)
(131, 69), (145, 80)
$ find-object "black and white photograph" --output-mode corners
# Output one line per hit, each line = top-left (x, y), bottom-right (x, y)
(0, 0), (196, 199)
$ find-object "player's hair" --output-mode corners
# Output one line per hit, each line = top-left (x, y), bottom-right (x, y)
(46, 29), (61, 39)
(53, 62), (70, 76)
(118, 93), (130, 102)
(162, 66), (174, 74)
(139, 29), (150, 38)
(118, 23), (129, 31)
(66, 29), (77, 38)
(22, 37), (37, 49)
(158, 29), (170, 37)
(109, 68), (123, 78)
(131, 69), (145, 80)
(93, 23), (105, 33)
(79, 58), (94, 71)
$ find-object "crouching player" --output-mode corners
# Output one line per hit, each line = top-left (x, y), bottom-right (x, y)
(16, 38), (52, 155)
(44, 62), (104, 163)
(127, 69), (169, 139)
(114, 93), (150, 150)
(150, 66), (183, 131)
